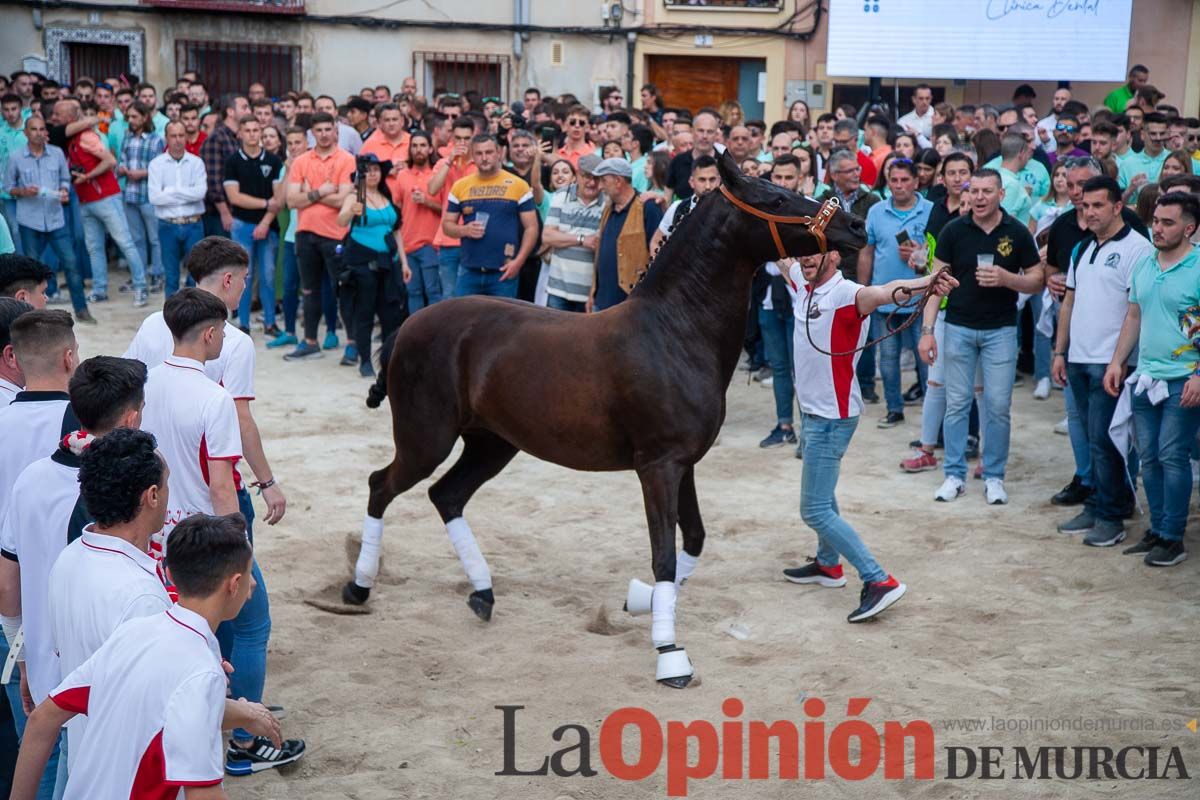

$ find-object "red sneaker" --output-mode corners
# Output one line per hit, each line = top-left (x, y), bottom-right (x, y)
(900, 450), (938, 473)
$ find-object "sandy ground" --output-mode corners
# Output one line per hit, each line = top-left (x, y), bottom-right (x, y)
(73, 293), (1199, 799)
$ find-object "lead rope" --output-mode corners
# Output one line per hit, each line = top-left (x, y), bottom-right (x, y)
(803, 259), (948, 358)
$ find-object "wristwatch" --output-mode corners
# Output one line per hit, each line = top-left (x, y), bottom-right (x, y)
(577, 233), (584, 246)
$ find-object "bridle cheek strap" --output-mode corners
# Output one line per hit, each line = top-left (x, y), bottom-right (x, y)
(719, 185), (841, 259)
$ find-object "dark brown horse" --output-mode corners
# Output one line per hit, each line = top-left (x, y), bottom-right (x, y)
(344, 150), (866, 686)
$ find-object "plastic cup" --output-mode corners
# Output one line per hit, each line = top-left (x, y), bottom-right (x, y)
(977, 253), (994, 269)
(475, 211), (490, 231)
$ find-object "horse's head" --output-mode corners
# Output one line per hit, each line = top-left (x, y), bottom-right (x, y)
(715, 149), (867, 261)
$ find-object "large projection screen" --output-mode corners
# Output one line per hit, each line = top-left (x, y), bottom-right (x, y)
(826, 0), (1134, 82)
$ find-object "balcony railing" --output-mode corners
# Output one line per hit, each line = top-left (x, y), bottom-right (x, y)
(663, 0), (784, 9)
(142, 0), (305, 14)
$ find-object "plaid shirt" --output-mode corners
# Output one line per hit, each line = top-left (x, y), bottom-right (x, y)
(200, 122), (239, 211)
(120, 131), (164, 205)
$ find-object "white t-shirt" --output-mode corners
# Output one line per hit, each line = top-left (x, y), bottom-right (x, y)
(124, 311), (256, 401)
(0, 448), (89, 705)
(789, 268), (869, 420)
(657, 196), (697, 236)
(139, 356), (242, 563)
(897, 106), (935, 139)
(0, 376), (20, 404)
(0, 391), (75, 527)
(1065, 226), (1153, 364)
(50, 606), (226, 799)
(49, 526), (171, 769)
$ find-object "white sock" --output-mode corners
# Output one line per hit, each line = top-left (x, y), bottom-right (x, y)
(354, 515), (384, 588)
(651, 581), (677, 648)
(676, 551), (699, 586)
(447, 517), (492, 591)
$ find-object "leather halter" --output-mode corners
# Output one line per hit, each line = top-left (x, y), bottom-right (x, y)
(719, 184), (841, 259)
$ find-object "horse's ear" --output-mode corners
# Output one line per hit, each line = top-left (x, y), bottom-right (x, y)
(715, 146), (745, 192)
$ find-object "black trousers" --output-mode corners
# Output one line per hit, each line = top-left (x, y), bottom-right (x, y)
(338, 260), (408, 363)
(295, 231), (341, 342)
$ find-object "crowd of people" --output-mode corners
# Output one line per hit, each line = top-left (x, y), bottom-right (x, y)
(0, 59), (1199, 795)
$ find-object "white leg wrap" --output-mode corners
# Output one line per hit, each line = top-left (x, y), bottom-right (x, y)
(354, 515), (384, 588)
(651, 581), (678, 648)
(675, 552), (699, 586)
(447, 517), (492, 591)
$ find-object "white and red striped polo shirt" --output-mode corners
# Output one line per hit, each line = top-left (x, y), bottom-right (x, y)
(139, 356), (241, 563)
(49, 526), (171, 770)
(50, 605), (226, 799)
(789, 268), (869, 420)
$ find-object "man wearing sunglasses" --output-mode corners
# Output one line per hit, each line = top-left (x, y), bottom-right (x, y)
(556, 104), (593, 170)
(1048, 115), (1088, 167)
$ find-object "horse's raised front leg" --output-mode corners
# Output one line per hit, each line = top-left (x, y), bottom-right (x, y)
(636, 458), (695, 688)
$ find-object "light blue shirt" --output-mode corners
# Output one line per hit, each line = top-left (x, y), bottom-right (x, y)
(996, 165), (1034, 226)
(3, 144), (71, 232)
(1128, 248), (1200, 380)
(1117, 149), (1168, 192)
(0, 121), (27, 201)
(984, 155), (1050, 199)
(865, 194), (933, 313)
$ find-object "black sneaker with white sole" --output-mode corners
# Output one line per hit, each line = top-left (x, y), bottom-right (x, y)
(783, 559), (847, 588)
(225, 736), (306, 775)
(1143, 539), (1187, 567)
(1121, 531), (1161, 556)
(847, 576), (906, 623)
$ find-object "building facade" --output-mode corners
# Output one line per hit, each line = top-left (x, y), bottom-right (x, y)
(2, 0), (1197, 122)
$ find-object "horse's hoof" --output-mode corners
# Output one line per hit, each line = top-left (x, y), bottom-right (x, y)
(655, 645), (694, 688)
(342, 582), (371, 605)
(467, 590), (494, 622)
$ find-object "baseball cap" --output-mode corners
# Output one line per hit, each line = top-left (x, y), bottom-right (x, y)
(592, 157), (632, 179)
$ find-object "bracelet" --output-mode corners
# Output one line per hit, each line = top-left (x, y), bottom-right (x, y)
(307, 189), (320, 202)
(251, 478), (277, 492)
(1054, 351), (1067, 357)
(920, 326), (935, 335)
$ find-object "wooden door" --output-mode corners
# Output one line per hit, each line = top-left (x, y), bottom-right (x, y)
(647, 55), (741, 116)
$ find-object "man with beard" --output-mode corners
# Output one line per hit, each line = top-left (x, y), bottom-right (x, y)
(504, 129), (545, 301)
(394, 131), (445, 312)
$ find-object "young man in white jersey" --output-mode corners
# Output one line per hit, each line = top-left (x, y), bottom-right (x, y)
(49, 429), (283, 777)
(0, 356), (146, 794)
(0, 297), (34, 402)
(136, 286), (302, 773)
(10, 513), (264, 800)
(781, 250), (956, 622)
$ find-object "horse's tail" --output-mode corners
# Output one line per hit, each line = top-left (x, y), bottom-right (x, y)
(366, 327), (399, 409)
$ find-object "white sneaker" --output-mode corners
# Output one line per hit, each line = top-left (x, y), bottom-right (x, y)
(934, 476), (965, 502)
(1033, 377), (1051, 400)
(985, 478), (1008, 505)
(1053, 417), (1069, 435)
(761, 375), (774, 387)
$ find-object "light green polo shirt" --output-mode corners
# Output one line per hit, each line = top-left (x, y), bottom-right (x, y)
(1117, 148), (1168, 191)
(984, 155), (1050, 199)
(631, 153), (649, 192)
(0, 121), (27, 201)
(1128, 248), (1200, 380)
(996, 165), (1033, 225)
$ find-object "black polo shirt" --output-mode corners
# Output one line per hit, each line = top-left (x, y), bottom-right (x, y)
(1045, 206), (1148, 272)
(936, 210), (1040, 330)
(222, 148), (283, 225)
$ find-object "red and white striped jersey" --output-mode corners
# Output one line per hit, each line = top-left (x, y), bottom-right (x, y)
(788, 268), (869, 420)
(50, 605), (226, 799)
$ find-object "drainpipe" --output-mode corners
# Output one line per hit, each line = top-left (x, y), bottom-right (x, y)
(513, 0), (530, 93)
(626, 31), (637, 106)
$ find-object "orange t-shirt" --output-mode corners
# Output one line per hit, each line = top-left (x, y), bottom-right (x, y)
(556, 141), (593, 170)
(287, 147), (356, 240)
(431, 156), (476, 248)
(394, 164), (444, 253)
(359, 130), (410, 180)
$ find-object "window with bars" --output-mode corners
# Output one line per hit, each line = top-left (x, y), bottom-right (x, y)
(175, 40), (302, 98)
(413, 52), (509, 99)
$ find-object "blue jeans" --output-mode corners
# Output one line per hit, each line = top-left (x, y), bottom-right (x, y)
(1, 198), (22, 255)
(1067, 362), (1130, 521)
(800, 414), (887, 584)
(0, 653), (61, 800)
(1063, 380), (1092, 485)
(943, 323), (1018, 481)
(157, 219), (203, 297)
(218, 488), (272, 741)
(920, 313), (947, 447)
(405, 244), (442, 313)
(1132, 378), (1200, 542)
(80, 194), (146, 297)
(124, 201), (162, 278)
(876, 311), (926, 414)
(1029, 292), (1052, 380)
(19, 227), (87, 312)
(546, 293), (587, 312)
(758, 305), (795, 426)
(281, 240), (300, 335)
(455, 267), (519, 299)
(438, 246), (461, 299)
(231, 220), (278, 329)
(856, 333), (876, 395)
